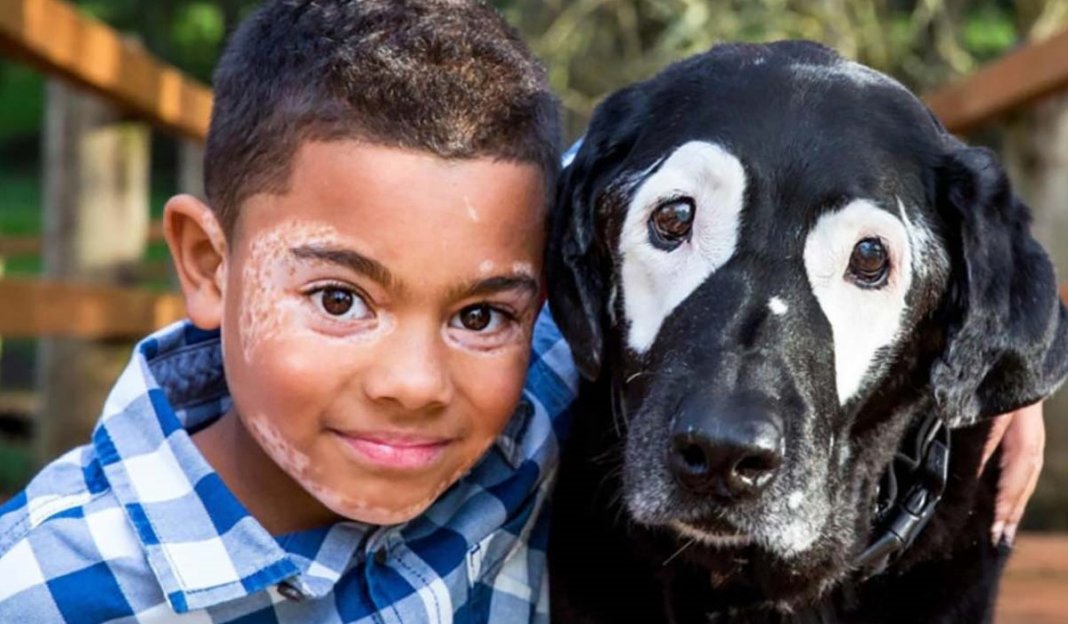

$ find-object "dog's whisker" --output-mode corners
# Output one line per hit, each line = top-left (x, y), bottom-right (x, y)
(662, 537), (697, 566)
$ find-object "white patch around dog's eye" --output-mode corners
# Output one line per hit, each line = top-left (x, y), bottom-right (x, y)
(803, 200), (912, 404)
(619, 141), (747, 353)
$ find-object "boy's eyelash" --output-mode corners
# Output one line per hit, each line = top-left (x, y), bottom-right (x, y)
(481, 304), (518, 321)
(304, 281), (373, 304)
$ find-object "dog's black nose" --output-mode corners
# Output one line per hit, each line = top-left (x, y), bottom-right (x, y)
(669, 399), (783, 500)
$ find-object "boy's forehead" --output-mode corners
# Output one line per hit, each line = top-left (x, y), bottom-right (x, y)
(232, 141), (547, 272)
(231, 140), (549, 241)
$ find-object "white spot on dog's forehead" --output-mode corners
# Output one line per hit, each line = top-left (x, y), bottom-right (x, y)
(803, 199), (913, 404)
(619, 141), (748, 353)
(787, 491), (804, 510)
(768, 297), (788, 315)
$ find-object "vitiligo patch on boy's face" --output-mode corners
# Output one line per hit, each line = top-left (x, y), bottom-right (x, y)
(220, 141), (546, 527)
(236, 219), (396, 363)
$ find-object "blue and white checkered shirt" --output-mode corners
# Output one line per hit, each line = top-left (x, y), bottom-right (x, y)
(0, 306), (577, 623)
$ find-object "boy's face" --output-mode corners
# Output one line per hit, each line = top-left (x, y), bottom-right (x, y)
(222, 141), (546, 525)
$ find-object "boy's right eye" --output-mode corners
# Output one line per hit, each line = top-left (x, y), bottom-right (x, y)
(311, 286), (373, 321)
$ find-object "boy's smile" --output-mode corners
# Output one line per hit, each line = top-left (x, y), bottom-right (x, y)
(173, 141), (547, 531)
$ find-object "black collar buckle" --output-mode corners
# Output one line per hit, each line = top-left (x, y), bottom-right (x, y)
(854, 413), (951, 579)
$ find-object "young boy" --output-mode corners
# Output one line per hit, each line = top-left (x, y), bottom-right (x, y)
(0, 1), (574, 622)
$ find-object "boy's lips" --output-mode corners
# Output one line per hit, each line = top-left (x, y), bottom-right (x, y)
(333, 430), (454, 471)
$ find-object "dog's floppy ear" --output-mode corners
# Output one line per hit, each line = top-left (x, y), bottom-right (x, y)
(931, 145), (1068, 428)
(547, 86), (647, 381)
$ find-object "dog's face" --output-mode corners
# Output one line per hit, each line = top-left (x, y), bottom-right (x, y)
(549, 42), (1068, 604)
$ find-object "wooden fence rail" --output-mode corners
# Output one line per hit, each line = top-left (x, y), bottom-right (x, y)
(0, 278), (184, 339)
(0, 0), (211, 141)
(925, 28), (1068, 135)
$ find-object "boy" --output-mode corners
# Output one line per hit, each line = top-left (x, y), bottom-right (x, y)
(0, 1), (574, 622)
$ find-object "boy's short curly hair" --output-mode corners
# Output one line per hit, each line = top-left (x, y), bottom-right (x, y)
(204, 0), (561, 236)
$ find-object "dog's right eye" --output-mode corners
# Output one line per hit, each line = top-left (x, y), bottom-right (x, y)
(848, 237), (890, 288)
(648, 197), (696, 250)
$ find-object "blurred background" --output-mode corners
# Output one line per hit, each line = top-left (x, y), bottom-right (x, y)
(0, 0), (1066, 618)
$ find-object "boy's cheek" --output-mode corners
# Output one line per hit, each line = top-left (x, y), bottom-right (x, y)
(456, 346), (532, 433)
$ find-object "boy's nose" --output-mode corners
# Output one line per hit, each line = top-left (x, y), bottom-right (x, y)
(362, 324), (453, 412)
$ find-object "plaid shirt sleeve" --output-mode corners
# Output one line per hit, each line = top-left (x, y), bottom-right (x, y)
(0, 305), (578, 623)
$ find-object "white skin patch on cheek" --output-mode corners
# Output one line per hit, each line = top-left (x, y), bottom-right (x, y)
(237, 220), (399, 359)
(768, 297), (788, 316)
(619, 141), (748, 353)
(803, 200), (913, 404)
(247, 415), (311, 476)
(479, 260), (495, 275)
(239, 220), (342, 362)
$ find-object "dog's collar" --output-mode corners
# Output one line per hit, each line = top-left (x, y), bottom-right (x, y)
(854, 411), (951, 578)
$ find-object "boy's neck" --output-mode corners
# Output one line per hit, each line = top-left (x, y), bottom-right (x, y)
(192, 409), (344, 536)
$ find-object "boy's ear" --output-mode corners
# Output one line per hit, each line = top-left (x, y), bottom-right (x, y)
(164, 194), (228, 330)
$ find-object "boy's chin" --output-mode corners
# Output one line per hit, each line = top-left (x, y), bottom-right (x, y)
(304, 476), (453, 527)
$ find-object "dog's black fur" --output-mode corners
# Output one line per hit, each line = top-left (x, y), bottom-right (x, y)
(547, 42), (1068, 623)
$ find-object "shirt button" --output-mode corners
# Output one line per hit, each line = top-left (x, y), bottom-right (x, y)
(373, 546), (388, 565)
(277, 580), (305, 602)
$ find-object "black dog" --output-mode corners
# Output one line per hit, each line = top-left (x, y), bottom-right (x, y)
(547, 41), (1068, 623)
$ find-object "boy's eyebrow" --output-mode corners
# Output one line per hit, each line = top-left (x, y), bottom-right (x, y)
(449, 274), (540, 301)
(290, 245), (396, 288)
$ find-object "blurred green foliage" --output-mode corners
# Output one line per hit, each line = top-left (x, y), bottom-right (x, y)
(496, 0), (1068, 136)
(0, 65), (44, 143)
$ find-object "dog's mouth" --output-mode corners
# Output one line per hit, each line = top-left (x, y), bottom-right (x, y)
(671, 520), (752, 548)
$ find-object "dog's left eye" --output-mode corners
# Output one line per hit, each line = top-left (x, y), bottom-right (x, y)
(648, 197), (696, 249)
(848, 237), (890, 287)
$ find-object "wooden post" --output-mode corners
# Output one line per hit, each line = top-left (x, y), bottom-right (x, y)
(34, 79), (151, 463)
(178, 139), (205, 199)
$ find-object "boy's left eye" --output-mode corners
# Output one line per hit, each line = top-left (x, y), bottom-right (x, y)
(311, 286), (373, 321)
(449, 304), (508, 332)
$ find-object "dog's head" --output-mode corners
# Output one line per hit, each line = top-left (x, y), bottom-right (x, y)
(549, 41), (1068, 603)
